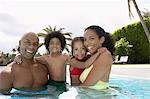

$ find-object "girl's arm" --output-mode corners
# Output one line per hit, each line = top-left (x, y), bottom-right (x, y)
(80, 51), (113, 87)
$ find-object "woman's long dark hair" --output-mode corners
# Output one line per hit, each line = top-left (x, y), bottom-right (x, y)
(85, 25), (115, 55)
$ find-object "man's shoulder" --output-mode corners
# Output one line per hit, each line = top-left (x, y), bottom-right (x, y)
(34, 60), (45, 67)
(33, 59), (48, 70)
(7, 62), (16, 66)
(3, 62), (14, 70)
(0, 64), (13, 76)
(6, 62), (24, 72)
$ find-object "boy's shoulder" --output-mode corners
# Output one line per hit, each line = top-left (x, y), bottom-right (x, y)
(62, 54), (71, 59)
(62, 54), (69, 57)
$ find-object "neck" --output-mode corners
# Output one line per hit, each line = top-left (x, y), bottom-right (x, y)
(50, 52), (61, 57)
(21, 56), (34, 65)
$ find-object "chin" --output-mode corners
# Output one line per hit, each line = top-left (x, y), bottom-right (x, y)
(78, 58), (84, 60)
(25, 56), (33, 60)
(52, 51), (59, 53)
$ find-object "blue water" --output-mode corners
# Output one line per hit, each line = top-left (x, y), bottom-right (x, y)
(0, 76), (150, 99)
(109, 76), (150, 99)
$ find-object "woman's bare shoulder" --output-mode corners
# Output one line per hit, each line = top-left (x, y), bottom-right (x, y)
(0, 65), (12, 76)
(99, 49), (112, 58)
(95, 50), (113, 64)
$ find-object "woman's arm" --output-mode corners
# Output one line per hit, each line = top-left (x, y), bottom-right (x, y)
(70, 51), (100, 69)
(69, 47), (107, 69)
(80, 51), (113, 87)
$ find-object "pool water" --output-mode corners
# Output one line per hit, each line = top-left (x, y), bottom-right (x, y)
(0, 76), (150, 99)
(109, 76), (150, 99)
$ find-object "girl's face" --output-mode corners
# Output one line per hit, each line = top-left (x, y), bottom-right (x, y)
(73, 41), (86, 60)
(84, 29), (104, 54)
(49, 37), (61, 54)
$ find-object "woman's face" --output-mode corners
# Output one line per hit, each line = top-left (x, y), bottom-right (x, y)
(73, 41), (86, 60)
(84, 29), (104, 54)
(48, 37), (61, 54)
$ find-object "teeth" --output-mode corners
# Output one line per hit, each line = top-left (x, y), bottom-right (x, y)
(78, 55), (82, 58)
(26, 50), (33, 54)
(87, 47), (92, 50)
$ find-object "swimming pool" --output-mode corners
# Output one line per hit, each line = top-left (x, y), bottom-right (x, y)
(109, 75), (150, 99)
(0, 75), (149, 99)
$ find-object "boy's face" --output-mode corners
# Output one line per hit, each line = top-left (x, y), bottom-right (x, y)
(49, 37), (61, 54)
(73, 41), (86, 60)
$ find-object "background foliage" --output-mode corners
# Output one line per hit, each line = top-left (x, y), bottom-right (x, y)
(112, 18), (150, 64)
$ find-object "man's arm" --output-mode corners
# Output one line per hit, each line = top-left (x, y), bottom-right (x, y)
(0, 66), (13, 94)
(35, 56), (48, 65)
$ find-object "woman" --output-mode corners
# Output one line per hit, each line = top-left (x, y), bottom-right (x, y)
(79, 25), (115, 90)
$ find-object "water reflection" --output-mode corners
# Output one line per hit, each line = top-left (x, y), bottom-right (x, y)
(0, 85), (119, 99)
(59, 86), (118, 99)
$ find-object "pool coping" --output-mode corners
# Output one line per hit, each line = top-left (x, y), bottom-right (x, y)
(111, 64), (150, 80)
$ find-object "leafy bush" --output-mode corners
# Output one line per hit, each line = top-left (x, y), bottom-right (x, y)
(115, 37), (131, 56)
(112, 18), (150, 63)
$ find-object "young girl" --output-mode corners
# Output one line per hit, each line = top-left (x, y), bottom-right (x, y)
(70, 37), (90, 86)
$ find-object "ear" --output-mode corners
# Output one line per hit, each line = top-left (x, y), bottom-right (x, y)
(100, 36), (105, 44)
(19, 40), (21, 46)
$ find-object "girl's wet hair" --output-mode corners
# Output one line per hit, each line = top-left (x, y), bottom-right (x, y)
(85, 25), (115, 55)
(44, 31), (66, 53)
(71, 37), (85, 55)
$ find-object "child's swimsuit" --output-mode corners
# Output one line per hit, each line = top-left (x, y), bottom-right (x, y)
(70, 67), (84, 76)
(47, 79), (67, 96)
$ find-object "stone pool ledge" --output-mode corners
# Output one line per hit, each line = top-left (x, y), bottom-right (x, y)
(111, 64), (150, 80)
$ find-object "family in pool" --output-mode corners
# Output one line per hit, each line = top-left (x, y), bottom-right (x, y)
(0, 25), (116, 97)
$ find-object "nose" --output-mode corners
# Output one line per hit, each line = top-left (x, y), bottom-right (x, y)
(77, 49), (82, 54)
(28, 44), (36, 50)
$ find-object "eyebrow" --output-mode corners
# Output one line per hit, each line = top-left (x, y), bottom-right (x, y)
(25, 39), (30, 41)
(23, 39), (38, 43)
(89, 35), (97, 38)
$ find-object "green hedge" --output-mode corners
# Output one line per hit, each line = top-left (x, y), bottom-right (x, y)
(112, 18), (150, 64)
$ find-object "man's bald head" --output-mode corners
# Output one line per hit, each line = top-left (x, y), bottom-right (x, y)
(18, 32), (39, 59)
(21, 32), (39, 42)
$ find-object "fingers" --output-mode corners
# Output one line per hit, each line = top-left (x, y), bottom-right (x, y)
(14, 53), (22, 64)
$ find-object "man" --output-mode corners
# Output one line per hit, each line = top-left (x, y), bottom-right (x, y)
(0, 32), (49, 94)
